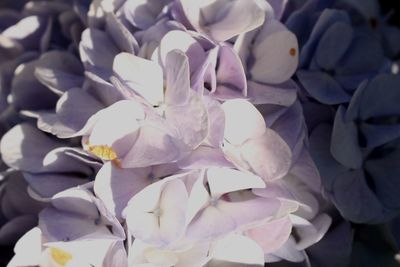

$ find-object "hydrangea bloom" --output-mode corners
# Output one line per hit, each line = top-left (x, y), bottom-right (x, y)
(282, 0), (400, 226)
(1, 0), (400, 266)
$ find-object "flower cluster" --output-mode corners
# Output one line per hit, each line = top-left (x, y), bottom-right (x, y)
(0, 0), (399, 266)
(285, 0), (400, 224)
(0, 0), (86, 248)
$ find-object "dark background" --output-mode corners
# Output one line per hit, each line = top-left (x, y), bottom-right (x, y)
(381, 0), (400, 26)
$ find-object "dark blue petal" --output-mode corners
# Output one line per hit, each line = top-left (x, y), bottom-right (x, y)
(331, 105), (363, 169)
(297, 70), (351, 104)
(315, 21), (353, 71)
(365, 150), (400, 210)
(331, 169), (384, 223)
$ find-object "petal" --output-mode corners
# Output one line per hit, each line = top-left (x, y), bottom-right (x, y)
(24, 173), (87, 199)
(120, 121), (185, 168)
(330, 106), (363, 169)
(122, 0), (170, 30)
(51, 188), (99, 219)
(306, 221), (353, 267)
(124, 178), (170, 215)
(359, 123), (400, 149)
(336, 32), (384, 75)
(113, 52), (164, 106)
(210, 234), (264, 265)
(35, 67), (84, 96)
(176, 243), (211, 267)
(299, 9), (351, 67)
(103, 241), (129, 267)
(247, 80), (297, 106)
(105, 12), (139, 54)
(186, 171), (211, 223)
(11, 60), (59, 111)
(186, 205), (236, 241)
(340, 0), (380, 19)
(126, 213), (162, 246)
(214, 45), (247, 98)
(124, 177), (187, 246)
(222, 99), (266, 145)
(2, 15), (46, 50)
(158, 30), (206, 73)
(309, 124), (349, 191)
(159, 179), (189, 244)
(39, 207), (108, 242)
(164, 50), (190, 106)
(358, 74), (400, 120)
(165, 93), (208, 148)
(7, 227), (42, 267)
(290, 148), (322, 193)
(365, 149), (400, 210)
(315, 21), (353, 71)
(190, 47), (218, 94)
(297, 70), (351, 105)
(203, 96), (225, 147)
(177, 146), (233, 170)
(251, 28), (298, 84)
(332, 169), (384, 223)
(181, 0), (266, 42)
(240, 129), (292, 181)
(34, 51), (84, 95)
(46, 239), (117, 267)
(292, 213), (332, 250)
(1, 172), (45, 217)
(0, 123), (61, 172)
(266, 236), (305, 262)
(79, 28), (119, 74)
(188, 196), (281, 241)
(270, 101), (304, 151)
(267, 0), (288, 19)
(246, 216), (292, 254)
(217, 197), (281, 228)
(206, 167), (265, 198)
(0, 215), (37, 245)
(87, 100), (145, 157)
(85, 71), (125, 106)
(94, 162), (151, 218)
(37, 88), (104, 138)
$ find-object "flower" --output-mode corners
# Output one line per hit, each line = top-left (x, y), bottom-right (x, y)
(309, 74), (400, 223)
(0, 0), (339, 266)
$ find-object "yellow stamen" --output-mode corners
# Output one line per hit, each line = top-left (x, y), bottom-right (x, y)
(87, 144), (118, 161)
(50, 247), (72, 266)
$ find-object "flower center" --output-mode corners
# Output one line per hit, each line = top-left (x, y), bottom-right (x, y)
(153, 207), (162, 217)
(210, 197), (219, 206)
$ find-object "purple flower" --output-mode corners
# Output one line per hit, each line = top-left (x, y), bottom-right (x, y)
(0, 0), (336, 266)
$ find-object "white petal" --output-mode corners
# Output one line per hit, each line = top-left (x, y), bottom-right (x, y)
(113, 52), (164, 106)
(206, 167), (265, 198)
(159, 180), (189, 244)
(88, 100), (144, 151)
(240, 129), (292, 181)
(222, 99), (266, 145)
(210, 234), (264, 265)
(8, 227), (42, 267)
(251, 29), (298, 84)
(158, 30), (206, 72)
